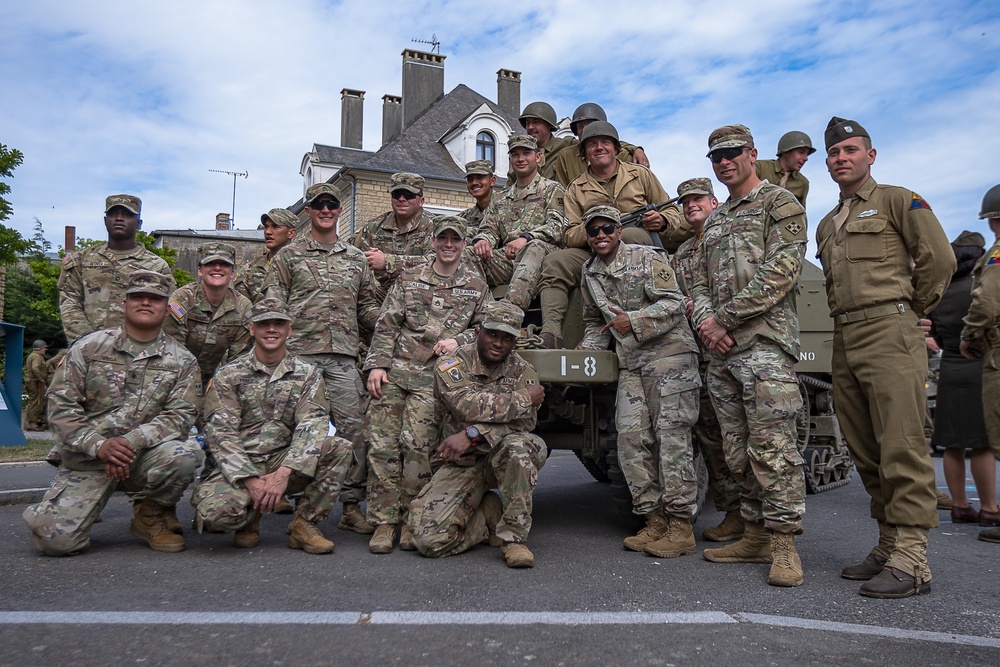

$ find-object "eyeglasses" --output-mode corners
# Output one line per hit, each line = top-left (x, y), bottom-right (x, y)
(585, 223), (619, 238)
(709, 147), (747, 164)
(391, 190), (419, 201)
(310, 199), (340, 210)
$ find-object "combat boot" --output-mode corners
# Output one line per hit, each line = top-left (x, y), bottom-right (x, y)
(840, 553), (888, 580)
(623, 513), (669, 552)
(767, 532), (803, 587)
(131, 500), (185, 553)
(369, 524), (397, 554)
(399, 524), (416, 551)
(703, 521), (771, 563)
(288, 514), (334, 554)
(702, 510), (745, 542)
(642, 516), (696, 558)
(501, 542), (535, 568)
(338, 502), (375, 534)
(539, 332), (563, 349)
(165, 505), (183, 535)
(480, 491), (503, 547)
(233, 511), (260, 549)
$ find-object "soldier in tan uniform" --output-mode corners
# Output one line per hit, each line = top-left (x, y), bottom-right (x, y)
(816, 117), (954, 597)
(163, 242), (251, 384)
(512, 101), (576, 182)
(754, 131), (815, 207)
(960, 184), (1000, 545)
(458, 160), (496, 241)
(233, 208), (298, 304)
(364, 216), (490, 553)
(551, 102), (649, 188)
(24, 340), (51, 431)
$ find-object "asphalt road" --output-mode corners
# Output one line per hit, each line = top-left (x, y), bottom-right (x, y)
(1, 450), (998, 666)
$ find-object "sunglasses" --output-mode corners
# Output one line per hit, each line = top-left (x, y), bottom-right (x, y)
(709, 147), (747, 164)
(310, 199), (340, 210)
(585, 222), (619, 238)
(391, 190), (420, 201)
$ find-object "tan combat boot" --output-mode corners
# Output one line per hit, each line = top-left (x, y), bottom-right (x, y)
(288, 514), (334, 554)
(768, 532), (804, 587)
(369, 524), (397, 554)
(702, 510), (745, 542)
(131, 500), (185, 553)
(233, 511), (261, 549)
(338, 502), (375, 534)
(164, 505), (183, 535)
(642, 516), (696, 558)
(480, 491), (503, 547)
(501, 542), (535, 568)
(623, 513), (669, 552)
(399, 524), (416, 551)
(703, 521), (771, 563)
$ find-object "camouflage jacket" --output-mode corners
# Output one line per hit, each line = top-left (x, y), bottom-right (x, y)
(435, 343), (539, 458)
(459, 202), (489, 242)
(48, 327), (200, 471)
(232, 248), (273, 304)
(25, 351), (51, 385)
(551, 141), (639, 188)
(58, 243), (174, 344)
(262, 236), (380, 357)
(473, 173), (566, 249)
(671, 233), (713, 359)
(364, 260), (490, 392)
(352, 209), (436, 285)
(162, 282), (252, 381)
(690, 181), (807, 358)
(962, 237), (1000, 346)
(203, 351), (331, 485)
(580, 243), (698, 370)
(755, 160), (809, 208)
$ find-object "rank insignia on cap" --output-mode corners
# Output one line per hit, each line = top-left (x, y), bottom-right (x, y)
(910, 193), (932, 210)
(437, 358), (461, 373)
(169, 299), (186, 320)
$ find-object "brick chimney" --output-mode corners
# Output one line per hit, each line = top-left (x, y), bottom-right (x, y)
(341, 89), (365, 149)
(65, 226), (77, 252)
(382, 94), (403, 145)
(401, 49), (445, 129)
(497, 69), (521, 116)
(215, 213), (231, 230)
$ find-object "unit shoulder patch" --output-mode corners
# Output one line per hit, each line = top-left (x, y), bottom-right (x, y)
(910, 193), (932, 211)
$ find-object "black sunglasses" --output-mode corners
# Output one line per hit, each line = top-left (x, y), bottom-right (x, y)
(709, 147), (747, 164)
(585, 222), (619, 238)
(391, 190), (419, 201)
(310, 199), (340, 210)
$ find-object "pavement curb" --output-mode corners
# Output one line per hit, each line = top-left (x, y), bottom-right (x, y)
(0, 488), (46, 506)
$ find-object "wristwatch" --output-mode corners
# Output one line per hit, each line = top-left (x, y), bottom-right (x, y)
(520, 232), (535, 242)
(465, 425), (482, 444)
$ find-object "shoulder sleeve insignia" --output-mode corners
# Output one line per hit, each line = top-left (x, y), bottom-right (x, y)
(987, 250), (1000, 266)
(785, 220), (803, 236)
(449, 368), (464, 382)
(910, 193), (932, 211)
(437, 358), (461, 373)
(169, 299), (186, 320)
(61, 252), (77, 268)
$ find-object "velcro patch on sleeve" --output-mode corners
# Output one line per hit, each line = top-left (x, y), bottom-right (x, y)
(169, 299), (186, 320)
(437, 358), (461, 373)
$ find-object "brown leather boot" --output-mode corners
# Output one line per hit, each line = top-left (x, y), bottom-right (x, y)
(642, 516), (696, 558)
(131, 500), (185, 553)
(702, 510), (745, 542)
(703, 521), (771, 563)
(338, 502), (375, 534)
(399, 524), (416, 551)
(767, 532), (804, 587)
(623, 513), (669, 552)
(501, 542), (535, 568)
(233, 511), (261, 548)
(288, 515), (334, 554)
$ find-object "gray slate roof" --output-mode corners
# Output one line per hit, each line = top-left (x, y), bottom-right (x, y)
(315, 145), (374, 164)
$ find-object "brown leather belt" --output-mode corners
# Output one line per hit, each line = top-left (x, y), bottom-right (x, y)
(833, 301), (909, 326)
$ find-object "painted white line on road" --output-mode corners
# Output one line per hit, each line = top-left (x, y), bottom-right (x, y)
(369, 611), (734, 625)
(0, 612), (362, 625)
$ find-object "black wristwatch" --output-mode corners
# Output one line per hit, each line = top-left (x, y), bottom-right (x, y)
(465, 426), (482, 444)
(520, 232), (535, 242)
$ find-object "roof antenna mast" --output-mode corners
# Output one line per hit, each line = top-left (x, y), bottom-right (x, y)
(411, 34), (441, 54)
(209, 168), (248, 228)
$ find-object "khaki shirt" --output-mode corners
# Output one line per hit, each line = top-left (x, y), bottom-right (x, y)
(162, 282), (252, 381)
(352, 209), (436, 285)
(25, 351), (51, 385)
(508, 135), (578, 182)
(816, 177), (955, 318)
(755, 160), (809, 207)
(551, 141), (639, 188)
(961, 237), (1000, 346)
(474, 172), (566, 249)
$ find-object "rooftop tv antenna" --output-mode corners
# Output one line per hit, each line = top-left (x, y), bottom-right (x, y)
(411, 34), (440, 54)
(209, 168), (248, 227)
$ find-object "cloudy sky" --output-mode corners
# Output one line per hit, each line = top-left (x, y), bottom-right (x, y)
(2, 0), (999, 251)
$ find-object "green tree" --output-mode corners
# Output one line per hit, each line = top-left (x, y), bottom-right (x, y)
(0, 143), (29, 265)
(75, 231), (193, 287)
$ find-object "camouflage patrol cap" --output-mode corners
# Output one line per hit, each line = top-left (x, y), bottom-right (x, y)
(433, 215), (468, 239)
(582, 205), (621, 225)
(198, 241), (236, 266)
(465, 160), (493, 177)
(261, 208), (299, 228)
(106, 194), (141, 215)
(304, 183), (342, 206)
(250, 297), (292, 323)
(388, 172), (424, 195)
(824, 117), (870, 151)
(126, 270), (172, 298)
(33, 339), (47, 350)
(953, 230), (986, 248)
(507, 134), (539, 153)
(677, 177), (715, 201)
(706, 125), (754, 156)
(481, 300), (524, 338)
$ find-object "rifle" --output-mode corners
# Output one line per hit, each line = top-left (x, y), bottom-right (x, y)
(618, 197), (680, 249)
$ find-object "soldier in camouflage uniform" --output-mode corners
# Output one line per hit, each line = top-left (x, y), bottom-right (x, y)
(58, 194), (175, 345)
(459, 160), (496, 241)
(162, 242), (251, 385)
(191, 299), (353, 554)
(689, 125), (807, 588)
(671, 178), (744, 543)
(233, 208), (298, 304)
(263, 182), (381, 534)
(24, 270), (201, 556)
(363, 216), (490, 554)
(470, 134), (566, 308)
(577, 206), (701, 558)
(410, 301), (547, 568)
(24, 340), (51, 431)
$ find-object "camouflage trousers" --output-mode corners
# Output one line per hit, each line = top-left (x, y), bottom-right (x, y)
(25, 382), (47, 428)
(693, 355), (741, 512)
(538, 229), (655, 294)
(23, 439), (203, 556)
(616, 353), (700, 519)
(706, 341), (805, 533)
(191, 436), (352, 531)
(364, 381), (442, 525)
(503, 240), (557, 309)
(302, 353), (366, 504)
(410, 432), (547, 557)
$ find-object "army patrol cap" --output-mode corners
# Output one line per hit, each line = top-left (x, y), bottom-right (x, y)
(481, 300), (523, 338)
(261, 208), (298, 228)
(507, 134), (539, 153)
(32, 339), (47, 350)
(304, 183), (342, 207)
(198, 242), (236, 266)
(706, 125), (754, 156)
(125, 270), (173, 298)
(824, 117), (870, 151)
(953, 230), (986, 248)
(582, 205), (621, 225)
(250, 297), (292, 323)
(106, 194), (141, 215)
(433, 215), (468, 239)
(388, 172), (424, 195)
(979, 184), (1000, 220)
(465, 160), (493, 177)
(677, 177), (715, 201)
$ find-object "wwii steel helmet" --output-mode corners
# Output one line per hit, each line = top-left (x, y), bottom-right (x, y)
(519, 101), (559, 131)
(980, 184), (1000, 220)
(570, 102), (607, 136)
(579, 120), (621, 155)
(776, 131), (816, 156)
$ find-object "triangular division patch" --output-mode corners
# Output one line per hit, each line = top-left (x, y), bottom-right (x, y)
(910, 193), (931, 211)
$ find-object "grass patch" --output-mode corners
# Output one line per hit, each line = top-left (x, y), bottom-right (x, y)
(0, 439), (53, 463)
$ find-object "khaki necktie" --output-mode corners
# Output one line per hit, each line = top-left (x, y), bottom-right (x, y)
(832, 196), (854, 233)
(778, 172), (790, 188)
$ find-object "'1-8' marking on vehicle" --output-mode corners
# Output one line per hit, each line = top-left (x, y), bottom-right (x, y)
(561, 355), (598, 377)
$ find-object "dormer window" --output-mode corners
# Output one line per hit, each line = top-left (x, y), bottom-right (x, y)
(476, 131), (496, 164)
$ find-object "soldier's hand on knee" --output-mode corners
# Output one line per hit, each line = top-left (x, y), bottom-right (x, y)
(505, 238), (527, 259)
(104, 461), (130, 481)
(367, 369), (389, 399)
(97, 437), (136, 468)
(473, 239), (493, 259)
(436, 432), (474, 462)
